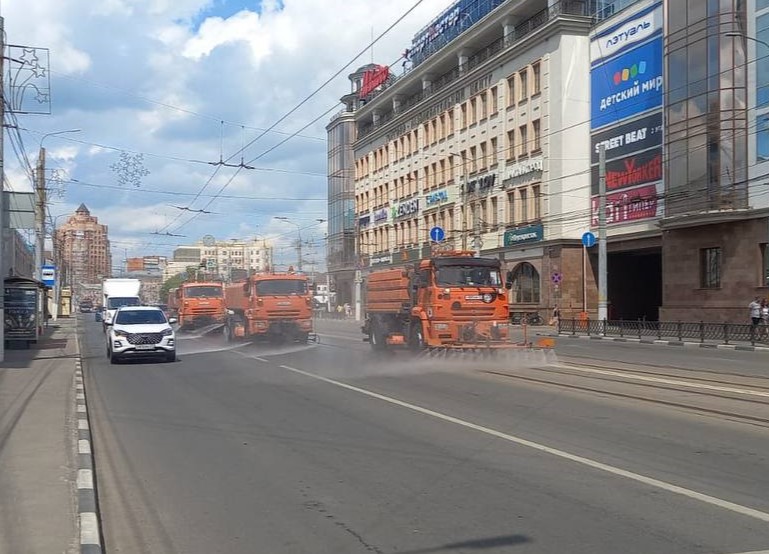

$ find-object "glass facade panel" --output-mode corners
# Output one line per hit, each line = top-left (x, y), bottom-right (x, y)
(664, 0), (748, 215)
(757, 14), (769, 108)
(327, 116), (357, 272)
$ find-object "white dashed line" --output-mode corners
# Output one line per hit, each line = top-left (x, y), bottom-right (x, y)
(278, 363), (769, 524)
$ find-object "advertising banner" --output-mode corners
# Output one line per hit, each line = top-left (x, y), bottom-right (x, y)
(590, 111), (662, 164)
(590, 3), (662, 65)
(591, 183), (660, 226)
(591, 147), (662, 195)
(407, 0), (505, 68)
(590, 36), (663, 130)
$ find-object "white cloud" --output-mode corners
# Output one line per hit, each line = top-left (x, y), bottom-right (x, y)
(4, 0), (452, 265)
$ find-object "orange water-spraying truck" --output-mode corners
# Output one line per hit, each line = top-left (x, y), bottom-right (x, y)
(363, 251), (522, 352)
(223, 271), (314, 343)
(170, 281), (226, 330)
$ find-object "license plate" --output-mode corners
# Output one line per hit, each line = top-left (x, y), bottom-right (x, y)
(134, 344), (155, 351)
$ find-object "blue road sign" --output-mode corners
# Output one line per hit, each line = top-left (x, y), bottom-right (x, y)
(429, 226), (445, 242)
(582, 231), (597, 248)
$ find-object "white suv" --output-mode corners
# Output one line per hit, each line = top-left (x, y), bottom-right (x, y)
(107, 306), (177, 364)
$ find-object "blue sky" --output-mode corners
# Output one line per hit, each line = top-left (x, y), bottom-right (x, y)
(3, 0), (451, 272)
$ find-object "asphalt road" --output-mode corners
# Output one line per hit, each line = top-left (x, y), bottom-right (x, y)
(80, 315), (769, 554)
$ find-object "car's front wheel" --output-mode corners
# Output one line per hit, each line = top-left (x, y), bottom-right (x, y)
(165, 350), (177, 363)
(109, 349), (120, 364)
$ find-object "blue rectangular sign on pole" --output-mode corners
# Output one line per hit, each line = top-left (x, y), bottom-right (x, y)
(41, 265), (55, 287)
(590, 36), (663, 130)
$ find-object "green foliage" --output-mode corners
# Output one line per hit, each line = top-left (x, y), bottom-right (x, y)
(159, 272), (188, 300)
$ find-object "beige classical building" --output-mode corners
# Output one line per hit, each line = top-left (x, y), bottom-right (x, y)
(54, 204), (112, 286)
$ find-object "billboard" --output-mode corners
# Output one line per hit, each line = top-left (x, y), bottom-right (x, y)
(407, 0), (505, 68)
(590, 36), (663, 130)
(590, 2), (663, 65)
(591, 183), (660, 226)
(590, 111), (662, 164)
(591, 147), (662, 195)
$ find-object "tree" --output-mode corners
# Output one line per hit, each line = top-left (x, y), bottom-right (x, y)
(159, 272), (187, 301)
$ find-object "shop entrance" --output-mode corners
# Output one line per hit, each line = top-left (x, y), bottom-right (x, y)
(607, 248), (662, 321)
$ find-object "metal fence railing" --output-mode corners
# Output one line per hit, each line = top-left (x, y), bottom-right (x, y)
(557, 318), (769, 346)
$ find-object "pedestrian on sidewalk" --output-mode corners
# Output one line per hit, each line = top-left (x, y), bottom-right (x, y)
(750, 296), (762, 328)
(549, 305), (560, 327)
(761, 298), (769, 341)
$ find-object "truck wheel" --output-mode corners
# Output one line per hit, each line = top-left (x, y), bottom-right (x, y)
(409, 320), (426, 351)
(223, 322), (233, 343)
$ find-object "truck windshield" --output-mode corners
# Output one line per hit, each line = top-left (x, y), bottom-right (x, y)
(256, 279), (308, 295)
(435, 265), (501, 287)
(185, 286), (222, 298)
(108, 297), (141, 309)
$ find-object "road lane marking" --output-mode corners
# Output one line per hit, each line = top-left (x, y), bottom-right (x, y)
(278, 363), (769, 524)
(255, 357), (268, 362)
(557, 363), (769, 398)
(318, 332), (362, 342)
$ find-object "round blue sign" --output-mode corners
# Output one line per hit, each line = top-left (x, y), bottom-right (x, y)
(429, 226), (445, 243)
(582, 231), (596, 248)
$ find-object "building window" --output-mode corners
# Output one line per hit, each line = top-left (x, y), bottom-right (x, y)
(532, 119), (541, 151)
(532, 61), (541, 95)
(506, 75), (515, 107)
(490, 137), (498, 165)
(510, 262), (540, 303)
(519, 68), (528, 101)
(489, 86), (498, 115)
(480, 93), (487, 120)
(507, 191), (515, 224)
(469, 146), (477, 173)
(479, 142), (487, 170)
(758, 116), (769, 162)
(447, 109), (455, 135)
(490, 196), (498, 226)
(480, 199), (487, 231)
(519, 124), (528, 156)
(532, 184), (541, 220)
(699, 247), (721, 288)
(762, 244), (769, 287)
(506, 130), (515, 160)
(469, 97), (477, 125)
(461, 103), (468, 128)
(520, 188), (528, 222)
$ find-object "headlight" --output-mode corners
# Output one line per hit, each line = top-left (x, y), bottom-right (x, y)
(161, 327), (173, 336)
(113, 329), (128, 337)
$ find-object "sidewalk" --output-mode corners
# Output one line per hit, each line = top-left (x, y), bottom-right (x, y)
(0, 318), (80, 554)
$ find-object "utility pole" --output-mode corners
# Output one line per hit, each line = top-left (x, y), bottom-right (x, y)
(0, 15), (6, 362)
(598, 144), (608, 322)
(296, 231), (303, 273)
(35, 148), (46, 281)
(460, 153), (468, 250)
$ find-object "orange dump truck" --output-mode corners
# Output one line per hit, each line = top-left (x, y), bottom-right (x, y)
(363, 251), (513, 351)
(223, 272), (314, 343)
(169, 282), (226, 330)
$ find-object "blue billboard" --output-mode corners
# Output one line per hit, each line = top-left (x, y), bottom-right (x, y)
(590, 36), (663, 130)
(407, 0), (505, 68)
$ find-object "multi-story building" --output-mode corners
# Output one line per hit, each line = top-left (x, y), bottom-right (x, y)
(163, 238), (273, 282)
(126, 255), (168, 275)
(588, 0), (664, 320)
(351, 0), (594, 319)
(656, 0), (763, 322)
(54, 204), (111, 286)
(325, 64), (375, 307)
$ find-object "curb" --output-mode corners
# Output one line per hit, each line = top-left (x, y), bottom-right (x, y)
(557, 333), (769, 353)
(74, 327), (103, 554)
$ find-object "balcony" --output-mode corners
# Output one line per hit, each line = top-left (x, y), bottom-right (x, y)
(358, 0), (591, 140)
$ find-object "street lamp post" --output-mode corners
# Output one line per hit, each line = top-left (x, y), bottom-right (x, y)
(274, 217), (326, 273)
(36, 129), (81, 282)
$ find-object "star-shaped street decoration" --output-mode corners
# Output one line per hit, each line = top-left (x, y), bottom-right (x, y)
(19, 48), (39, 66)
(31, 64), (46, 78)
(35, 90), (49, 104)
